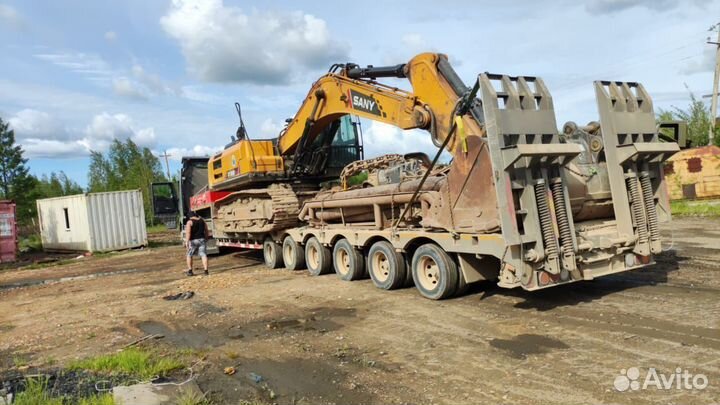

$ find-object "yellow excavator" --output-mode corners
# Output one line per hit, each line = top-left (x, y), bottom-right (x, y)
(154, 52), (678, 299)
(205, 53), (484, 240)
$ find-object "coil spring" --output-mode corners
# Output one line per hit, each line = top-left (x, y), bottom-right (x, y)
(534, 182), (558, 257)
(626, 176), (648, 242)
(640, 173), (660, 242)
(551, 181), (573, 253)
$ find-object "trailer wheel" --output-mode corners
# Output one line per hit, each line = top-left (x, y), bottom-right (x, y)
(282, 236), (305, 270)
(367, 241), (406, 290)
(305, 237), (332, 276)
(333, 239), (365, 281)
(263, 239), (283, 269)
(411, 244), (458, 300)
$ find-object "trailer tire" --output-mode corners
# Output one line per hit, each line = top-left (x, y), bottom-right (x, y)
(333, 239), (365, 281)
(411, 244), (458, 300)
(367, 241), (406, 290)
(263, 239), (283, 269)
(283, 236), (305, 270)
(305, 237), (332, 276)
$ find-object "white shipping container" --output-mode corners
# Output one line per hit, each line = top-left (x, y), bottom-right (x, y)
(37, 190), (148, 252)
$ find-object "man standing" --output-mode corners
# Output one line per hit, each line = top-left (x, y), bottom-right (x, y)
(184, 211), (209, 276)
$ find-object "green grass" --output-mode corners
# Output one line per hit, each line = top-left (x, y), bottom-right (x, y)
(671, 200), (720, 217)
(77, 394), (116, 405)
(13, 377), (115, 405)
(177, 389), (214, 405)
(147, 223), (171, 234)
(21, 259), (76, 271)
(13, 377), (63, 405)
(18, 234), (42, 253)
(69, 347), (184, 380)
(13, 354), (29, 368)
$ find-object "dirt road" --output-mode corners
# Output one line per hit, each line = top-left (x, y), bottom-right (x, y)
(1, 217), (718, 404)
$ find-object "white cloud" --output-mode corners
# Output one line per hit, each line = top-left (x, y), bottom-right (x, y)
(585, 0), (703, 14)
(132, 127), (157, 147)
(260, 118), (285, 137)
(361, 121), (439, 159)
(8, 109), (86, 158)
(104, 31), (117, 41)
(8, 109), (72, 140)
(83, 112), (156, 149)
(112, 77), (148, 100)
(20, 139), (87, 159)
(131, 64), (182, 96)
(681, 47), (715, 75)
(0, 4), (22, 29)
(180, 85), (226, 104)
(34, 52), (115, 80)
(160, 0), (348, 84)
(165, 145), (221, 161)
(111, 65), (181, 100)
(9, 109), (158, 158)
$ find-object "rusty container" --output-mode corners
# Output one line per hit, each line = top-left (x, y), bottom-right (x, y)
(0, 200), (17, 262)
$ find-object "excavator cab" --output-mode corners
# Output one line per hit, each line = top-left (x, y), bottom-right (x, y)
(209, 115), (363, 190)
(291, 115), (364, 177)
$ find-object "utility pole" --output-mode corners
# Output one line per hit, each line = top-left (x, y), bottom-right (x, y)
(158, 150), (172, 180)
(708, 23), (720, 145)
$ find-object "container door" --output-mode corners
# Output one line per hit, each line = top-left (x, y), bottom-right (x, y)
(0, 202), (17, 262)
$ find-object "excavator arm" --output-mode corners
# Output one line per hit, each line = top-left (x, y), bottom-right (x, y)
(279, 53), (486, 160)
(277, 71), (429, 156)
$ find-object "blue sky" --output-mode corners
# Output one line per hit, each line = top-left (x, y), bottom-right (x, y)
(0, 0), (717, 187)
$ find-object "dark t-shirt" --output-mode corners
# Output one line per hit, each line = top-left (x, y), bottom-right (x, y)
(188, 218), (206, 240)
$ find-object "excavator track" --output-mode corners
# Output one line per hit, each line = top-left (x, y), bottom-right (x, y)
(214, 183), (316, 235)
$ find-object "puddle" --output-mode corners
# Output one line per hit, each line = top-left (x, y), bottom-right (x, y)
(229, 307), (357, 339)
(135, 306), (357, 350)
(489, 334), (569, 359)
(135, 321), (226, 348)
(197, 357), (375, 405)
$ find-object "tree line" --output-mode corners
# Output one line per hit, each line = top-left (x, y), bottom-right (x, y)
(0, 117), (166, 226)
